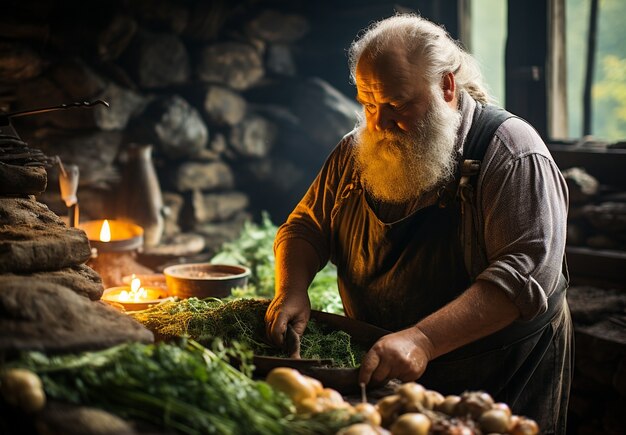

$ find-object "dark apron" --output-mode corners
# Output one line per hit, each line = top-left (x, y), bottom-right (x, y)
(330, 182), (571, 433)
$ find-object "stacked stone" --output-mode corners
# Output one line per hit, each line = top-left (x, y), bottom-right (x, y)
(1, 1), (359, 257)
(0, 136), (153, 353)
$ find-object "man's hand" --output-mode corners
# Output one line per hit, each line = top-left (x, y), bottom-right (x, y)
(265, 290), (311, 347)
(358, 280), (521, 385)
(358, 326), (435, 385)
(266, 238), (320, 348)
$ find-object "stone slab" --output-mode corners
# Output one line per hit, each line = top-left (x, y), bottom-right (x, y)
(1, 264), (104, 301)
(0, 278), (153, 353)
(0, 197), (91, 273)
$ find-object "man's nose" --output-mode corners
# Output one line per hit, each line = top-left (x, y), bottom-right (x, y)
(373, 107), (395, 131)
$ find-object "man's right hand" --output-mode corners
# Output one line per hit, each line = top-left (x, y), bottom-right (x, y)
(265, 290), (311, 347)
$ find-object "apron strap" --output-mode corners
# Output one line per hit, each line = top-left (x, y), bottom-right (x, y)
(457, 104), (516, 280)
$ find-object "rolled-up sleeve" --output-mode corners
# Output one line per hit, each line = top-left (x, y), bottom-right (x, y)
(475, 118), (569, 320)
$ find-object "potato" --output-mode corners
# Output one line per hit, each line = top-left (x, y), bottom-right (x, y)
(318, 387), (344, 405)
(296, 397), (323, 414)
(376, 394), (403, 427)
(492, 402), (512, 417)
(302, 375), (324, 395)
(266, 367), (316, 404)
(0, 368), (46, 413)
(479, 409), (511, 433)
(396, 382), (425, 405)
(435, 395), (461, 416)
(455, 391), (494, 418)
(354, 402), (382, 426)
(390, 413), (431, 435)
(421, 390), (445, 410)
(510, 417), (540, 435)
(337, 423), (381, 435)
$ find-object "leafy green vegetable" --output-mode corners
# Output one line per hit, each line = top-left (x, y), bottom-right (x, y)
(9, 340), (361, 435)
(12, 340), (286, 434)
(211, 212), (344, 314)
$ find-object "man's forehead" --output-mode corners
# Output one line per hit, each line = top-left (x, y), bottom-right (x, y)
(355, 49), (425, 101)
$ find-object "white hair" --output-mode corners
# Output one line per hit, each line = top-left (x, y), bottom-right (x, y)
(348, 14), (491, 104)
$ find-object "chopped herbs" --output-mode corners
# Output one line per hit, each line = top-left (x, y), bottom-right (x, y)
(131, 298), (365, 368)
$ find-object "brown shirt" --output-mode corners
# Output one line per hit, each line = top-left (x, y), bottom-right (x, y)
(275, 91), (569, 323)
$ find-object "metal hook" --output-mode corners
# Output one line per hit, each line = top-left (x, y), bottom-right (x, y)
(0, 100), (110, 121)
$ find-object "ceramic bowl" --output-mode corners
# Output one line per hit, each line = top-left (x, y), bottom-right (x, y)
(163, 263), (251, 299)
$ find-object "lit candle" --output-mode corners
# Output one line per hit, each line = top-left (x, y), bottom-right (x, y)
(102, 274), (170, 312)
(79, 219), (144, 253)
(99, 219), (111, 242)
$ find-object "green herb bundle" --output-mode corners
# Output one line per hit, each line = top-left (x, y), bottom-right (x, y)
(9, 340), (361, 435)
(131, 298), (365, 368)
(211, 212), (344, 315)
(13, 340), (286, 434)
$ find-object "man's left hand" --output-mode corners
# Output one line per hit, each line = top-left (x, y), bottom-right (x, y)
(358, 326), (435, 385)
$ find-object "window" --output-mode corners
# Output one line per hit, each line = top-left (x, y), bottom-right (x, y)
(566, 0), (626, 142)
(470, 0), (507, 105)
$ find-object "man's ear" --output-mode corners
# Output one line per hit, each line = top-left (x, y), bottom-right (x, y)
(442, 72), (456, 103)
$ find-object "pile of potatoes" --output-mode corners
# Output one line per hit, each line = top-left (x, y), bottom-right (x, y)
(265, 367), (380, 421)
(265, 368), (539, 435)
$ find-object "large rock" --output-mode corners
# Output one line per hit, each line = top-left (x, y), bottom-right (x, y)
(246, 77), (359, 151)
(2, 264), (104, 301)
(203, 85), (247, 126)
(15, 59), (145, 131)
(123, 30), (190, 88)
(229, 113), (277, 158)
(245, 10), (309, 43)
(173, 161), (234, 192)
(0, 162), (47, 195)
(196, 42), (264, 91)
(0, 279), (153, 353)
(190, 190), (249, 224)
(0, 197), (91, 273)
(129, 95), (208, 159)
(23, 129), (122, 189)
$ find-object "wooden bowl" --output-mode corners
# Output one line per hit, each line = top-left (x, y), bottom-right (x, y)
(163, 263), (251, 299)
(254, 310), (391, 394)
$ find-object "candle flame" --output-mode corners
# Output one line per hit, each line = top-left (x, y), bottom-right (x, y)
(131, 276), (140, 292)
(119, 274), (148, 302)
(100, 219), (111, 242)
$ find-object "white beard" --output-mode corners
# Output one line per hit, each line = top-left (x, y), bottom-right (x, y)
(354, 89), (462, 204)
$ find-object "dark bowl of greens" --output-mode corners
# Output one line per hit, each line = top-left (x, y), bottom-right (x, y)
(164, 263), (251, 299)
(253, 310), (390, 394)
(131, 297), (390, 394)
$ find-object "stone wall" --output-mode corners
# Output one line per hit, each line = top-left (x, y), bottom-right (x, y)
(1, 0), (361, 259)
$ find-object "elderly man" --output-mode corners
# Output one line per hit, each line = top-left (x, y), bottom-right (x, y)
(265, 14), (572, 433)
